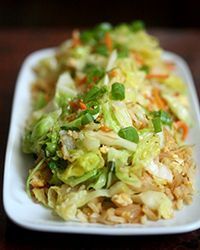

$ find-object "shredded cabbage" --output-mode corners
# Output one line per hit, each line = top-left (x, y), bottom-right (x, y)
(23, 21), (195, 224)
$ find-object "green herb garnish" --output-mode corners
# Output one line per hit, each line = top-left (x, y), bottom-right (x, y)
(118, 126), (139, 143)
(111, 82), (125, 100)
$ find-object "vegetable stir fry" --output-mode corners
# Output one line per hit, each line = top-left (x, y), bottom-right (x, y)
(23, 21), (196, 224)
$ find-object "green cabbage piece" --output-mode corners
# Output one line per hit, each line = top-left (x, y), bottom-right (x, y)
(82, 131), (101, 151)
(71, 46), (90, 59)
(53, 189), (110, 220)
(87, 131), (137, 152)
(57, 152), (104, 186)
(22, 109), (61, 154)
(33, 92), (47, 111)
(111, 101), (133, 128)
(101, 102), (120, 132)
(139, 191), (173, 219)
(62, 169), (98, 187)
(109, 181), (134, 196)
(54, 72), (77, 108)
(133, 133), (160, 167)
(108, 148), (141, 188)
(88, 169), (108, 190)
(33, 56), (58, 79)
(164, 75), (186, 94)
(162, 93), (192, 126)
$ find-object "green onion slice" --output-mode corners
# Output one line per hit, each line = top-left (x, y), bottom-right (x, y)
(86, 101), (100, 115)
(111, 82), (125, 100)
(152, 117), (162, 133)
(81, 112), (94, 125)
(151, 110), (172, 126)
(118, 126), (139, 143)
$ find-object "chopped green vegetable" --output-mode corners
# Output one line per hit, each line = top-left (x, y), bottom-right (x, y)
(139, 65), (150, 73)
(83, 86), (107, 103)
(133, 133), (160, 166)
(130, 20), (145, 32)
(63, 169), (98, 187)
(95, 44), (108, 56)
(81, 112), (94, 125)
(62, 116), (82, 130)
(162, 93), (192, 126)
(115, 44), (129, 58)
(88, 169), (108, 190)
(111, 82), (125, 100)
(151, 110), (172, 126)
(93, 22), (112, 41)
(48, 161), (58, 171)
(107, 148), (141, 188)
(152, 117), (162, 133)
(106, 161), (115, 188)
(118, 126), (139, 143)
(33, 92), (47, 110)
(86, 101), (100, 115)
(62, 111), (94, 130)
(111, 101), (133, 128)
(57, 152), (104, 184)
(80, 22), (112, 45)
(84, 64), (105, 83)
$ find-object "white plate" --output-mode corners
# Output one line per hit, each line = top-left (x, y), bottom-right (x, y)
(3, 49), (200, 235)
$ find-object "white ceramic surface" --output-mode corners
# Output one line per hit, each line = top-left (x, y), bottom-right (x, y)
(3, 49), (200, 235)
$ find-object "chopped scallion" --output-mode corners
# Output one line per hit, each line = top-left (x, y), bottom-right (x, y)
(130, 20), (145, 32)
(151, 110), (172, 126)
(152, 117), (162, 133)
(111, 82), (125, 100)
(83, 86), (106, 103)
(81, 112), (94, 125)
(118, 126), (139, 143)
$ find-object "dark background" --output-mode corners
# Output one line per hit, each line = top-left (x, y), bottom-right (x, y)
(0, 0), (200, 28)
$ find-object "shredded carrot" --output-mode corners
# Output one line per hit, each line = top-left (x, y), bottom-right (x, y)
(175, 121), (189, 140)
(165, 61), (176, 71)
(79, 101), (87, 110)
(152, 88), (167, 110)
(76, 76), (87, 86)
(69, 100), (79, 110)
(104, 32), (113, 51)
(144, 94), (154, 111)
(100, 125), (112, 132)
(72, 30), (81, 47)
(146, 74), (169, 80)
(132, 51), (144, 65)
(109, 69), (118, 78)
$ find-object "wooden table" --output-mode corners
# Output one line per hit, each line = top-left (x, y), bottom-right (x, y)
(0, 28), (200, 249)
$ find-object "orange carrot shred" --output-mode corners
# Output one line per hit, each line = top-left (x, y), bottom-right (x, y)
(104, 32), (113, 51)
(79, 101), (87, 110)
(175, 121), (189, 140)
(77, 76), (87, 86)
(109, 69), (118, 78)
(165, 61), (176, 71)
(146, 74), (169, 80)
(132, 51), (144, 64)
(152, 88), (167, 110)
(69, 100), (79, 110)
(100, 125), (112, 132)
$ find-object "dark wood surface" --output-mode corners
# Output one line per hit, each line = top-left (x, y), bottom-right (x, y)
(0, 28), (200, 250)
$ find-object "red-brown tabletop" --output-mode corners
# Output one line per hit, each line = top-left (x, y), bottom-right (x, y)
(0, 28), (200, 250)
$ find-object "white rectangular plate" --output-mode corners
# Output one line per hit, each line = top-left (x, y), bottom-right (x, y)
(3, 48), (200, 235)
